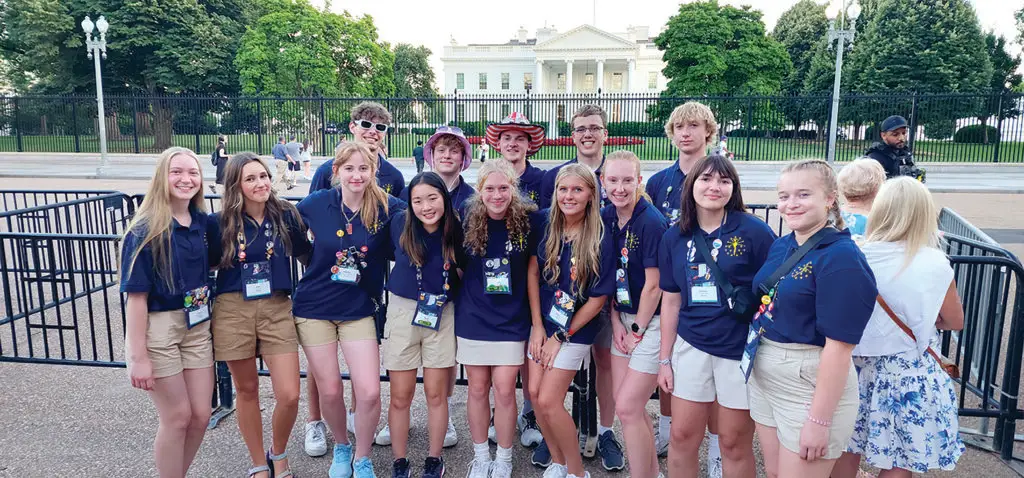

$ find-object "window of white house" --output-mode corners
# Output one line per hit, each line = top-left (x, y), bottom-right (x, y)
(584, 73), (595, 91)
(501, 72), (510, 90)
(648, 72), (658, 90)
(524, 72), (533, 91)
(557, 73), (566, 91)
(456, 73), (465, 90)
(557, 104), (566, 122)
(479, 73), (487, 90)
(612, 73), (623, 91)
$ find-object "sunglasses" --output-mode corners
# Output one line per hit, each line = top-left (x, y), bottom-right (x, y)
(356, 119), (389, 133)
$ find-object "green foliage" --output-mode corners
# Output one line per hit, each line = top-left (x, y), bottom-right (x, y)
(773, 0), (828, 96)
(954, 124), (1000, 144)
(393, 44), (437, 98)
(977, 33), (1022, 123)
(924, 120), (955, 140)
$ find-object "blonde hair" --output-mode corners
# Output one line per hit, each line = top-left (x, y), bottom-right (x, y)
(332, 142), (390, 230)
(838, 158), (886, 202)
(542, 163), (604, 296)
(603, 150), (650, 204)
(664, 101), (719, 142)
(780, 159), (845, 230)
(462, 160), (537, 256)
(121, 147), (208, 289)
(865, 177), (941, 271)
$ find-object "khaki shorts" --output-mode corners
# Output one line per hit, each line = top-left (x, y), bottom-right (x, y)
(748, 338), (859, 459)
(212, 292), (298, 361)
(382, 294), (456, 370)
(125, 309), (213, 379)
(528, 342), (592, 371)
(670, 337), (748, 409)
(295, 315), (377, 346)
(610, 313), (661, 375)
(456, 338), (525, 366)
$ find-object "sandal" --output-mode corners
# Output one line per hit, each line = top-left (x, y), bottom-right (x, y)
(247, 465), (270, 478)
(267, 448), (295, 478)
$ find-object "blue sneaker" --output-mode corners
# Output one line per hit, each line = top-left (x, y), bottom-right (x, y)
(422, 456), (445, 478)
(354, 456), (377, 478)
(531, 439), (552, 468)
(597, 430), (625, 471)
(329, 443), (354, 478)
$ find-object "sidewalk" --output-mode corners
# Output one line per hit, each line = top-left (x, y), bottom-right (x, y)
(3, 152), (1024, 193)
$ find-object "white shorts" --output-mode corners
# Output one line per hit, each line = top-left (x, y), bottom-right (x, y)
(670, 337), (749, 410)
(610, 313), (661, 375)
(529, 342), (592, 371)
(456, 337), (525, 366)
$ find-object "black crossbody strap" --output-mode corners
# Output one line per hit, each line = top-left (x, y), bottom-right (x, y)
(693, 234), (735, 296)
(757, 227), (837, 294)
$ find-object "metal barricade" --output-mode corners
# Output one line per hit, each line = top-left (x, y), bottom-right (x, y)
(0, 193), (135, 236)
(0, 190), (119, 213)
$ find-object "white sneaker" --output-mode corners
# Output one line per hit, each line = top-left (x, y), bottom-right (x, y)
(465, 458), (491, 478)
(517, 411), (543, 447)
(487, 414), (497, 443)
(444, 418), (458, 448)
(375, 423), (391, 446)
(304, 420), (328, 457)
(542, 463), (568, 478)
(347, 410), (355, 434)
(490, 460), (513, 478)
(653, 429), (669, 457)
(708, 455), (723, 478)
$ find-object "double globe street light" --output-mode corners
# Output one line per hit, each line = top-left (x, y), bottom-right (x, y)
(81, 15), (110, 174)
(825, 0), (861, 164)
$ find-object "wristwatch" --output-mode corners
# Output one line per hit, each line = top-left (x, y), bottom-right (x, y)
(553, 330), (569, 343)
(631, 322), (647, 335)
(659, 358), (672, 366)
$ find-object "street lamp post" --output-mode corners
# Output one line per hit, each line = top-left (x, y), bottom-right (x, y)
(81, 16), (109, 174)
(825, 0), (861, 164)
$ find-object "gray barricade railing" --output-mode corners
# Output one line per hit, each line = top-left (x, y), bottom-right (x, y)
(941, 207), (1001, 246)
(0, 190), (120, 213)
(0, 193), (135, 237)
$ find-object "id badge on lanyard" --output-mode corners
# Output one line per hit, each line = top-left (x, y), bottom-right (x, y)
(184, 285), (211, 329)
(242, 261), (272, 300)
(484, 256), (512, 294)
(615, 268), (632, 307)
(546, 288), (576, 330)
(413, 292), (447, 330)
(739, 288), (776, 382)
(687, 263), (720, 306)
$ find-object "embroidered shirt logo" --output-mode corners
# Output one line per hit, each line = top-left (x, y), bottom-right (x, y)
(791, 261), (813, 280)
(725, 236), (746, 257)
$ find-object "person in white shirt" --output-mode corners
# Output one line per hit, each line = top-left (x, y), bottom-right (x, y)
(832, 177), (965, 478)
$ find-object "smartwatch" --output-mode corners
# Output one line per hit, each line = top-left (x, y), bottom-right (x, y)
(554, 330), (568, 343)
(631, 322), (647, 335)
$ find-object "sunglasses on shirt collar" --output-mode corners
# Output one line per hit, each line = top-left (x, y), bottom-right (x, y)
(356, 119), (389, 133)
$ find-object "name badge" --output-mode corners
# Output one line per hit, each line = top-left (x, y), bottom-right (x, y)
(546, 288), (576, 330)
(242, 261), (272, 301)
(184, 285), (211, 329)
(666, 208), (681, 227)
(412, 292), (447, 330)
(615, 269), (632, 307)
(331, 265), (361, 284)
(687, 264), (720, 306)
(484, 256), (512, 295)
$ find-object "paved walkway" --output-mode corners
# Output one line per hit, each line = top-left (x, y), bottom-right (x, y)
(2, 152), (1024, 193)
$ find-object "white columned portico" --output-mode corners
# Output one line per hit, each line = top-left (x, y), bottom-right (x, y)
(565, 59), (574, 94)
(596, 59), (604, 93)
(535, 60), (544, 93)
(627, 58), (636, 93)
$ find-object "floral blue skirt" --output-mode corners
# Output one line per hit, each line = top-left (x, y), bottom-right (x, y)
(848, 350), (964, 472)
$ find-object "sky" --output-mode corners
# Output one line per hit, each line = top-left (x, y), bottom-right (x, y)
(319, 0), (1023, 84)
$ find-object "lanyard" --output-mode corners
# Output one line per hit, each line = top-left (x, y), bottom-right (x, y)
(416, 260), (451, 295)
(237, 218), (274, 262)
(661, 165), (684, 212)
(556, 240), (579, 294)
(335, 205), (368, 273)
(687, 212), (727, 263)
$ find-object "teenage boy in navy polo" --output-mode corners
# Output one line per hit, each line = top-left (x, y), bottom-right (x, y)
(538, 104), (609, 211)
(646, 101), (719, 228)
(485, 112), (547, 205)
(308, 101), (406, 197)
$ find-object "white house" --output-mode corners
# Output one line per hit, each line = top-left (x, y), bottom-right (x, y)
(440, 24), (667, 128)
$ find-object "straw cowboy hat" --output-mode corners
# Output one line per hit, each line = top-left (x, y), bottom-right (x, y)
(485, 112), (546, 157)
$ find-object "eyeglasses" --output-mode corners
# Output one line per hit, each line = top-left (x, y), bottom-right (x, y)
(573, 126), (606, 135)
(356, 119), (389, 133)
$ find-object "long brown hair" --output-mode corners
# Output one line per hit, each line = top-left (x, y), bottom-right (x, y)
(462, 160), (537, 256)
(121, 147), (208, 289)
(217, 152), (304, 269)
(542, 163), (604, 295)
(333, 142), (390, 230)
(678, 154), (746, 234)
(400, 172), (463, 266)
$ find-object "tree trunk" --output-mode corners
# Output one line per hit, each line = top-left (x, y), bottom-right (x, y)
(853, 121), (863, 141)
(979, 116), (989, 144)
(136, 111), (152, 135)
(152, 100), (174, 151)
(106, 112), (125, 140)
(40, 115), (48, 135)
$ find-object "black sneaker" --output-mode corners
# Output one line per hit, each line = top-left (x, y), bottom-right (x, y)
(423, 456), (445, 478)
(392, 457), (410, 478)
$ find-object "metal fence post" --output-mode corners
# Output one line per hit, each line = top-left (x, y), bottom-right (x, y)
(385, 97), (393, 156)
(908, 91), (919, 152)
(194, 99), (202, 153)
(13, 97), (23, 152)
(319, 96), (327, 157)
(71, 98), (81, 153)
(744, 97), (753, 161)
(131, 98), (140, 154)
(256, 98), (264, 155)
(993, 92), (1005, 163)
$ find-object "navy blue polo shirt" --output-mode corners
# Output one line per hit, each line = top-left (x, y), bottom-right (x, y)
(751, 229), (877, 347)
(455, 211), (546, 342)
(309, 152), (406, 197)
(519, 161), (546, 205)
(601, 198), (668, 315)
(120, 209), (210, 312)
(659, 212), (777, 360)
(536, 225), (616, 344)
(292, 188), (407, 322)
(387, 210), (468, 300)
(400, 175), (475, 217)
(538, 156), (608, 210)
(645, 162), (687, 226)
(208, 209), (311, 295)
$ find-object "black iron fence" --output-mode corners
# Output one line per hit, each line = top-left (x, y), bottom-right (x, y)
(1, 92), (1023, 163)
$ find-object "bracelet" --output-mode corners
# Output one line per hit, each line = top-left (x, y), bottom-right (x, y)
(631, 332), (644, 340)
(659, 358), (672, 366)
(807, 414), (832, 427)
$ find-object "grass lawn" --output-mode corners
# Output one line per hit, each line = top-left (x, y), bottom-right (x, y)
(0, 133), (1020, 163)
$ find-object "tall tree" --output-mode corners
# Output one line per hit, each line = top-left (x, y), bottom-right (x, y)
(392, 43), (437, 98)
(977, 32), (1022, 143)
(772, 0), (828, 137)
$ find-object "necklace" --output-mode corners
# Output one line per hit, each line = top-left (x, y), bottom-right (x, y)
(342, 206), (360, 235)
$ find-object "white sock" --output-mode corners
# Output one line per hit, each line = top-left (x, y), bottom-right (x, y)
(473, 441), (491, 462)
(708, 433), (721, 461)
(496, 445), (513, 463)
(598, 424), (613, 436)
(658, 415), (671, 438)
(448, 401), (455, 420)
